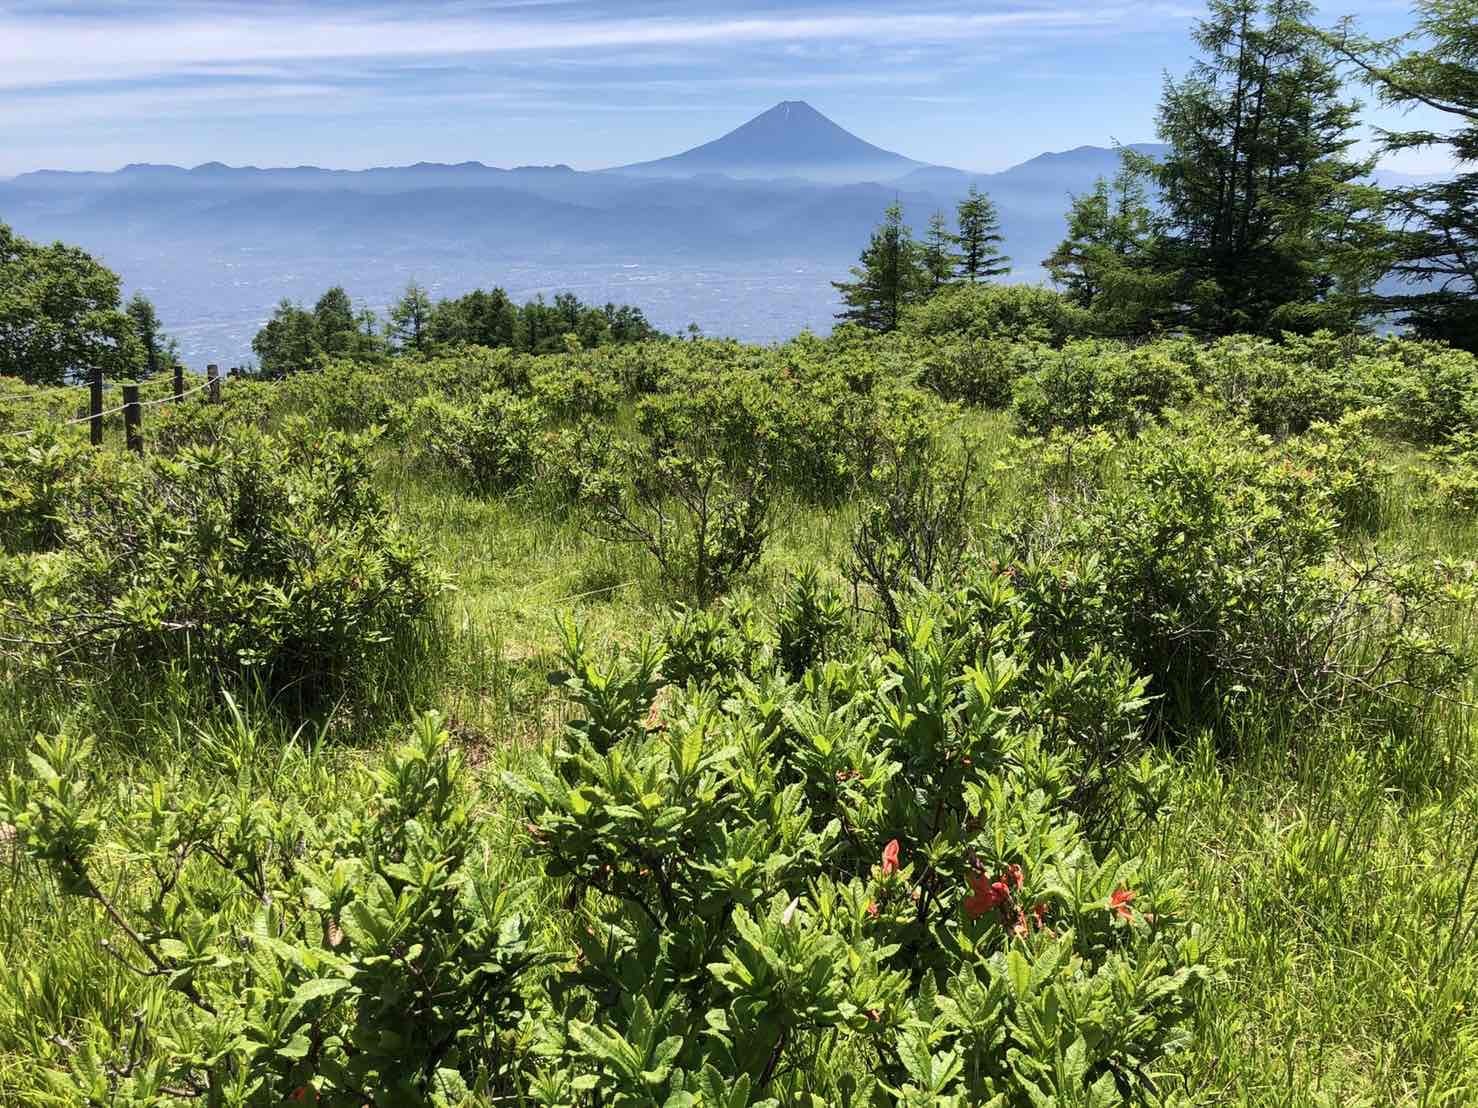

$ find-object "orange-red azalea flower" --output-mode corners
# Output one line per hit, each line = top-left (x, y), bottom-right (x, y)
(964, 872), (1010, 918)
(881, 839), (901, 877)
(1109, 887), (1136, 922)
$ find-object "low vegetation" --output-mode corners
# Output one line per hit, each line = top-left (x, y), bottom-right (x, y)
(4, 280), (1478, 1103)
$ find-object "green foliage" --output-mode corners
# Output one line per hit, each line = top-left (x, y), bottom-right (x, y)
(588, 437), (772, 607)
(0, 423), (439, 709)
(412, 388), (547, 493)
(850, 429), (984, 631)
(775, 567), (851, 679)
(1044, 166), (1172, 337)
(0, 712), (545, 1104)
(1414, 429), (1478, 515)
(1196, 331), (1379, 435)
(1142, 0), (1386, 336)
(903, 283), (1091, 347)
(1007, 412), (1467, 734)
(504, 603), (1213, 1105)
(1327, 0), (1478, 351)
(833, 203), (927, 333)
(954, 186), (1011, 283)
(1373, 340), (1478, 444)
(0, 424), (100, 553)
(1012, 341), (1197, 435)
(916, 337), (1032, 409)
(0, 221), (138, 386)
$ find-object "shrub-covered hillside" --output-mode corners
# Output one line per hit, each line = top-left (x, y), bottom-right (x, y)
(3, 283), (1478, 1105)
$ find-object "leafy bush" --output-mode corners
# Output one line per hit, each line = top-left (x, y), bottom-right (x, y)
(1415, 430), (1478, 515)
(0, 424), (439, 709)
(0, 423), (101, 553)
(1195, 332), (1379, 437)
(1374, 341), (1478, 444)
(587, 438), (772, 606)
(407, 387), (546, 493)
(1005, 413), (1468, 734)
(503, 607), (1214, 1105)
(1277, 410), (1390, 532)
(850, 433), (984, 630)
(531, 358), (621, 422)
(903, 283), (1092, 346)
(775, 566), (851, 678)
(0, 713), (545, 1103)
(916, 336), (1033, 408)
(1012, 341), (1196, 436)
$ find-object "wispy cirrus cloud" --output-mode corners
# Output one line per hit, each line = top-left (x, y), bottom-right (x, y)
(1, 3), (1199, 90)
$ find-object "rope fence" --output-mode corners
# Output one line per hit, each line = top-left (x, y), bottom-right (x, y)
(3, 364), (224, 451)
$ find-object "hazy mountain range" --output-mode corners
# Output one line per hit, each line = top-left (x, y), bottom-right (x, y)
(0, 101), (1169, 365)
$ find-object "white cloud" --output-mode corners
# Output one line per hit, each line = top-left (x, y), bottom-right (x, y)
(0, 5), (1198, 90)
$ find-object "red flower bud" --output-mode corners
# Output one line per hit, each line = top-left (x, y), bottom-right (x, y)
(880, 838), (901, 877)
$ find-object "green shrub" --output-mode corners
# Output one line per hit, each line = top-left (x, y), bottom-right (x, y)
(0, 424), (101, 553)
(503, 609), (1213, 1105)
(1006, 414), (1469, 734)
(406, 387), (546, 493)
(1415, 430), (1478, 515)
(775, 566), (851, 678)
(1374, 341), (1478, 444)
(903, 283), (1092, 346)
(849, 432), (984, 630)
(0, 714), (545, 1103)
(916, 337), (1033, 408)
(1197, 332), (1378, 436)
(1277, 410), (1390, 531)
(0, 424), (439, 709)
(587, 438), (772, 606)
(1012, 341), (1196, 436)
(530, 358), (621, 422)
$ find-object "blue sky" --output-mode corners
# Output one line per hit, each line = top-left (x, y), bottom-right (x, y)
(0, 0), (1451, 177)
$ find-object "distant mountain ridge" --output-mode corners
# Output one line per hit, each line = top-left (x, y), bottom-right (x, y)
(0, 102), (1174, 365)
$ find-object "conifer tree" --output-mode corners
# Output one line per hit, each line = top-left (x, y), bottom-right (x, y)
(125, 294), (163, 378)
(921, 210), (959, 292)
(1326, 0), (1478, 350)
(312, 286), (358, 356)
(388, 281), (434, 353)
(832, 202), (925, 332)
(1045, 165), (1176, 334)
(1147, 0), (1385, 334)
(954, 186), (1011, 282)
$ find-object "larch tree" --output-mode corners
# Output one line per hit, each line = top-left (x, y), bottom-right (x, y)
(832, 202), (926, 332)
(125, 293), (163, 378)
(921, 210), (959, 292)
(954, 186), (1011, 282)
(1044, 164), (1176, 335)
(388, 281), (434, 354)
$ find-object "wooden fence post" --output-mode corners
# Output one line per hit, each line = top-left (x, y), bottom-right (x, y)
(207, 363), (221, 404)
(90, 364), (104, 447)
(123, 384), (142, 454)
(173, 360), (185, 402)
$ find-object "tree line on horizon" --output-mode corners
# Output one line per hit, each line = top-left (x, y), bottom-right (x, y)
(248, 283), (662, 378)
(836, 0), (1476, 352)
